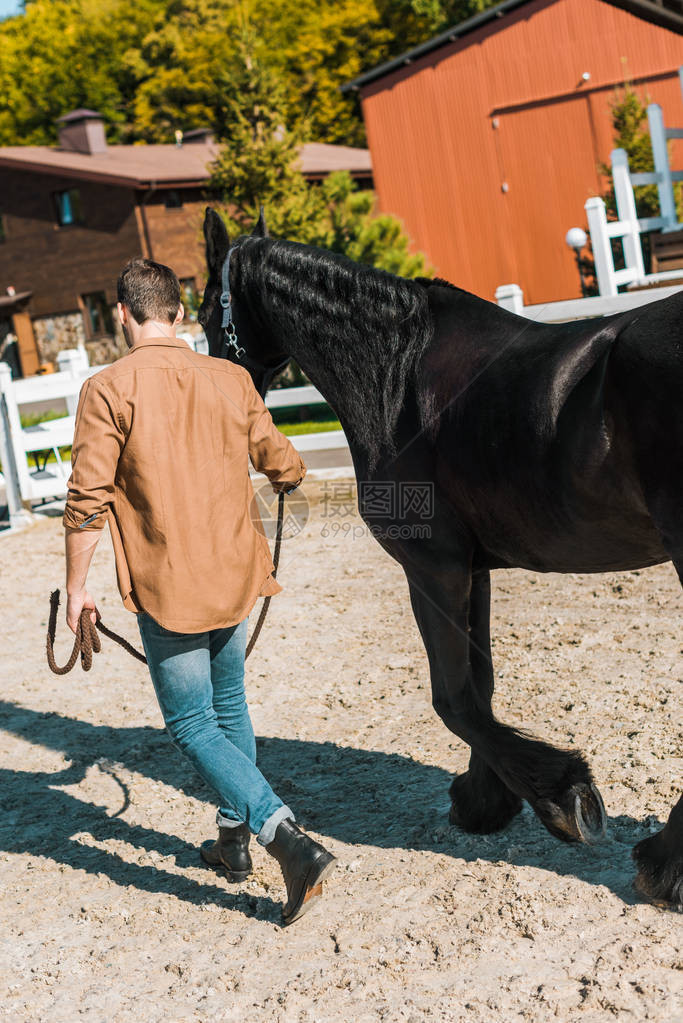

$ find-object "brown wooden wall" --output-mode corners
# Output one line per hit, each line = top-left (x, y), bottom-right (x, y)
(0, 171), (143, 316)
(138, 191), (209, 287)
(360, 0), (683, 303)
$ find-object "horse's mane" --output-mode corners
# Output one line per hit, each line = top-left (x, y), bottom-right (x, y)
(233, 236), (437, 468)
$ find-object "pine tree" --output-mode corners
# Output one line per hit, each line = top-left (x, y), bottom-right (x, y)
(208, 46), (431, 278)
(601, 84), (659, 222)
(207, 32), (307, 238)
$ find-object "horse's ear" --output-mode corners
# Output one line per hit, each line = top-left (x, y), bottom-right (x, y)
(252, 205), (269, 238)
(203, 207), (230, 272)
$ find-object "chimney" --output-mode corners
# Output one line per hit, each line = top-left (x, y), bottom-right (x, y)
(57, 109), (108, 155)
(183, 127), (215, 145)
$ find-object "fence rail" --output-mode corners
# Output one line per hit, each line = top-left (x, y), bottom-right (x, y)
(494, 281), (683, 320)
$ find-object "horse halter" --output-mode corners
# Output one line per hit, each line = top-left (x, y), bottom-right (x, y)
(220, 245), (245, 361)
(218, 243), (290, 384)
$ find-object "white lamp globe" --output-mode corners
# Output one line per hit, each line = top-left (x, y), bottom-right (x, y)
(565, 227), (587, 251)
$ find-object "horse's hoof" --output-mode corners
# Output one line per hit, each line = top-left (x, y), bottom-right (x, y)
(633, 832), (683, 912)
(448, 771), (523, 834)
(536, 781), (607, 844)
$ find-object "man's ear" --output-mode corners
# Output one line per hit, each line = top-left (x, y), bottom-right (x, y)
(203, 208), (230, 273)
(117, 301), (127, 326)
(252, 205), (269, 238)
(174, 303), (184, 326)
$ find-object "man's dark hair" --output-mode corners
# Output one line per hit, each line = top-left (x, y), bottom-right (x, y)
(117, 257), (181, 325)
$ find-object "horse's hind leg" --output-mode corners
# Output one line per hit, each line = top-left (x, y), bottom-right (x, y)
(445, 571), (523, 833)
(632, 514), (682, 908)
(408, 565), (607, 844)
(633, 795), (683, 910)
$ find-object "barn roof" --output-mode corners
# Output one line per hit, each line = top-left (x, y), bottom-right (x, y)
(0, 139), (372, 189)
(342, 0), (683, 92)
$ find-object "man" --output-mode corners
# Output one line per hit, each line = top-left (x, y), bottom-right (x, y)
(63, 256), (336, 925)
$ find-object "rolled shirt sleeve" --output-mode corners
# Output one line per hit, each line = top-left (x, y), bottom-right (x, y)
(62, 376), (125, 531)
(245, 376), (307, 491)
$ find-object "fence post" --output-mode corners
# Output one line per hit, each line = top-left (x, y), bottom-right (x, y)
(494, 284), (525, 313)
(0, 389), (34, 529)
(194, 329), (209, 355)
(585, 197), (618, 297)
(611, 149), (645, 283)
(0, 362), (33, 509)
(57, 347), (89, 414)
(647, 103), (678, 230)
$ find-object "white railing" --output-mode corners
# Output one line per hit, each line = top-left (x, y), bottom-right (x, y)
(584, 70), (683, 297)
(495, 280), (683, 320)
(0, 348), (346, 525)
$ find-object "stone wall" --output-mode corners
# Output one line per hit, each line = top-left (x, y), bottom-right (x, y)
(32, 309), (127, 366)
(32, 313), (86, 364)
(84, 312), (127, 365)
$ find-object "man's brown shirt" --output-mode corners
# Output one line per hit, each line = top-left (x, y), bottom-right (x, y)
(62, 335), (306, 632)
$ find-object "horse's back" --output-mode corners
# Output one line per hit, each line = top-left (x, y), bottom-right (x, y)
(425, 288), (678, 572)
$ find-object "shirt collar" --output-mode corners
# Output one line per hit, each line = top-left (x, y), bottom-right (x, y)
(126, 335), (195, 353)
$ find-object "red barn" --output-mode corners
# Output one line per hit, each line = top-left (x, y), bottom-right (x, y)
(344, 0), (683, 303)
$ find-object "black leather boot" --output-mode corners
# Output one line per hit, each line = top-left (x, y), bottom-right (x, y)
(200, 823), (252, 882)
(265, 819), (336, 925)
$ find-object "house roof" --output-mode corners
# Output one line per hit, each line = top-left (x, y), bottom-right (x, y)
(342, 0), (683, 92)
(0, 290), (32, 310)
(0, 139), (372, 189)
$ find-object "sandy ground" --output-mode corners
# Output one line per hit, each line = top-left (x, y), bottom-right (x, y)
(0, 479), (681, 1023)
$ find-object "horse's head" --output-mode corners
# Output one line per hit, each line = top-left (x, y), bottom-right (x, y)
(197, 207), (290, 396)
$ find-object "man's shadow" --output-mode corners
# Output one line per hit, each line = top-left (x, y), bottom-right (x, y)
(0, 700), (654, 917)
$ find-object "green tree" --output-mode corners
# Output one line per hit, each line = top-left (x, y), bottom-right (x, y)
(374, 0), (495, 55)
(254, 0), (392, 146)
(305, 171), (431, 278)
(207, 32), (310, 236)
(0, 0), (162, 145)
(601, 84), (659, 222)
(208, 47), (430, 278)
(0, 0), (505, 148)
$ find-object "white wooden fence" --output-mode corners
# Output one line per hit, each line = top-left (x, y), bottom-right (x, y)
(0, 344), (345, 529)
(495, 280), (683, 320)
(585, 67), (683, 296)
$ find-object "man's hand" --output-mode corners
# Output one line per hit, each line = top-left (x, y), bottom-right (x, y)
(271, 479), (301, 495)
(66, 589), (100, 634)
(65, 527), (103, 632)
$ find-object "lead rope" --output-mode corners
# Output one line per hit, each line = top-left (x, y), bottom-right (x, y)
(46, 491), (285, 673)
(245, 490), (285, 658)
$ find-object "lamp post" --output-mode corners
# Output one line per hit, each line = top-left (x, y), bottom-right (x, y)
(565, 227), (588, 297)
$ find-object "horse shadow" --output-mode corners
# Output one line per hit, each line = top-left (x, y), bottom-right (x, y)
(0, 699), (654, 919)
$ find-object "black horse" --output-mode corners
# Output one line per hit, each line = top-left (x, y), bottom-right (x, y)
(198, 208), (682, 909)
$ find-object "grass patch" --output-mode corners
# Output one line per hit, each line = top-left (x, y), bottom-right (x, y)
(279, 419), (342, 436)
(20, 408), (67, 429)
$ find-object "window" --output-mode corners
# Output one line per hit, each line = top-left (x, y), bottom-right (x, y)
(53, 188), (83, 226)
(165, 190), (183, 209)
(81, 291), (113, 337)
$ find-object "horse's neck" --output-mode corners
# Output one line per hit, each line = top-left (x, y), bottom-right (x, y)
(283, 326), (371, 445)
(252, 255), (431, 470)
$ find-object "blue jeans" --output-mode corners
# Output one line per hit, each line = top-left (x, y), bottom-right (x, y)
(136, 610), (294, 846)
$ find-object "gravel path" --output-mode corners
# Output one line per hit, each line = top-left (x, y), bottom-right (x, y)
(0, 479), (681, 1022)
